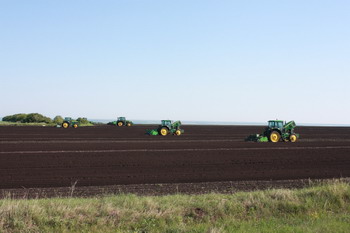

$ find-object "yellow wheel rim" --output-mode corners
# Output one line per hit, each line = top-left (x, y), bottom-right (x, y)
(160, 129), (167, 136)
(63, 123), (69, 128)
(127, 123), (131, 127)
(117, 122), (123, 126)
(270, 133), (279, 142)
(290, 135), (297, 142)
(73, 124), (78, 128)
(175, 130), (181, 136)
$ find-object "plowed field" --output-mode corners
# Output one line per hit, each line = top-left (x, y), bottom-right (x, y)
(1, 125), (349, 197)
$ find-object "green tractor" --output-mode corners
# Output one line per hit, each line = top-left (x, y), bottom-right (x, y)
(147, 120), (184, 136)
(246, 120), (299, 143)
(108, 117), (133, 127)
(62, 117), (79, 129)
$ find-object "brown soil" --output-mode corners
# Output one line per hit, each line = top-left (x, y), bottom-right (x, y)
(0, 125), (349, 198)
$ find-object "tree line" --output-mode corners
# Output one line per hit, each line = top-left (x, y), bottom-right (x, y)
(2, 113), (90, 124)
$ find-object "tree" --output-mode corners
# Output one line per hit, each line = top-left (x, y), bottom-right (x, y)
(53, 116), (64, 124)
(2, 113), (52, 123)
(24, 113), (52, 123)
(2, 113), (27, 122)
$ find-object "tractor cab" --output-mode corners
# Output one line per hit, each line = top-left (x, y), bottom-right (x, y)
(117, 117), (126, 122)
(64, 117), (72, 122)
(161, 120), (172, 128)
(268, 120), (284, 130)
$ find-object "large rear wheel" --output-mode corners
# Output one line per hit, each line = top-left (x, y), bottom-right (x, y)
(159, 127), (169, 136)
(289, 134), (297, 142)
(269, 131), (280, 143)
(62, 122), (69, 128)
(117, 121), (123, 127)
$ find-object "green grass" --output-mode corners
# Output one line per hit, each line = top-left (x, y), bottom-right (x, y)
(0, 180), (349, 232)
(78, 122), (95, 127)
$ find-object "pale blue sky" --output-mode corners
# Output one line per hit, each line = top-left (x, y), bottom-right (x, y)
(1, 1), (349, 124)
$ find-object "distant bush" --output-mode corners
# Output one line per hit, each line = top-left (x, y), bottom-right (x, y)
(2, 113), (52, 124)
(77, 117), (90, 124)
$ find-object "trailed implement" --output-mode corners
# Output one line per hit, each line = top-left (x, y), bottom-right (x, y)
(146, 120), (184, 136)
(246, 120), (299, 142)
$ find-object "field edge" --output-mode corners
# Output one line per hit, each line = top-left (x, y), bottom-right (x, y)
(1, 179), (349, 232)
(1, 178), (350, 199)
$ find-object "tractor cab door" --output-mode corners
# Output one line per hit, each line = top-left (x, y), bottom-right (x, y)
(268, 121), (283, 130)
(161, 120), (172, 129)
(268, 121), (276, 128)
(118, 117), (126, 123)
(64, 117), (72, 122)
(276, 121), (283, 130)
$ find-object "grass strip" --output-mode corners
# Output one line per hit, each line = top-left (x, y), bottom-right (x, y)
(0, 180), (349, 232)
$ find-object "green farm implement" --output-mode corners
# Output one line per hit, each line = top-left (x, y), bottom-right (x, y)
(146, 129), (159, 136)
(147, 120), (184, 136)
(62, 117), (79, 129)
(108, 117), (133, 127)
(246, 120), (299, 143)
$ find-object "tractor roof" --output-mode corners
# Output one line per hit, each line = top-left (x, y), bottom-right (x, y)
(268, 120), (284, 123)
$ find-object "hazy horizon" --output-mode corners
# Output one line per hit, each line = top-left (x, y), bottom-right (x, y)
(2, 114), (350, 127)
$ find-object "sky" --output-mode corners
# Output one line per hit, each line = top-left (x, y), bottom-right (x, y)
(0, 0), (349, 124)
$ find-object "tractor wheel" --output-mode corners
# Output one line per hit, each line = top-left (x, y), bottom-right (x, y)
(73, 124), (78, 128)
(289, 134), (297, 142)
(175, 130), (182, 136)
(117, 121), (123, 127)
(127, 123), (131, 127)
(159, 127), (168, 136)
(62, 122), (69, 128)
(269, 131), (280, 143)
